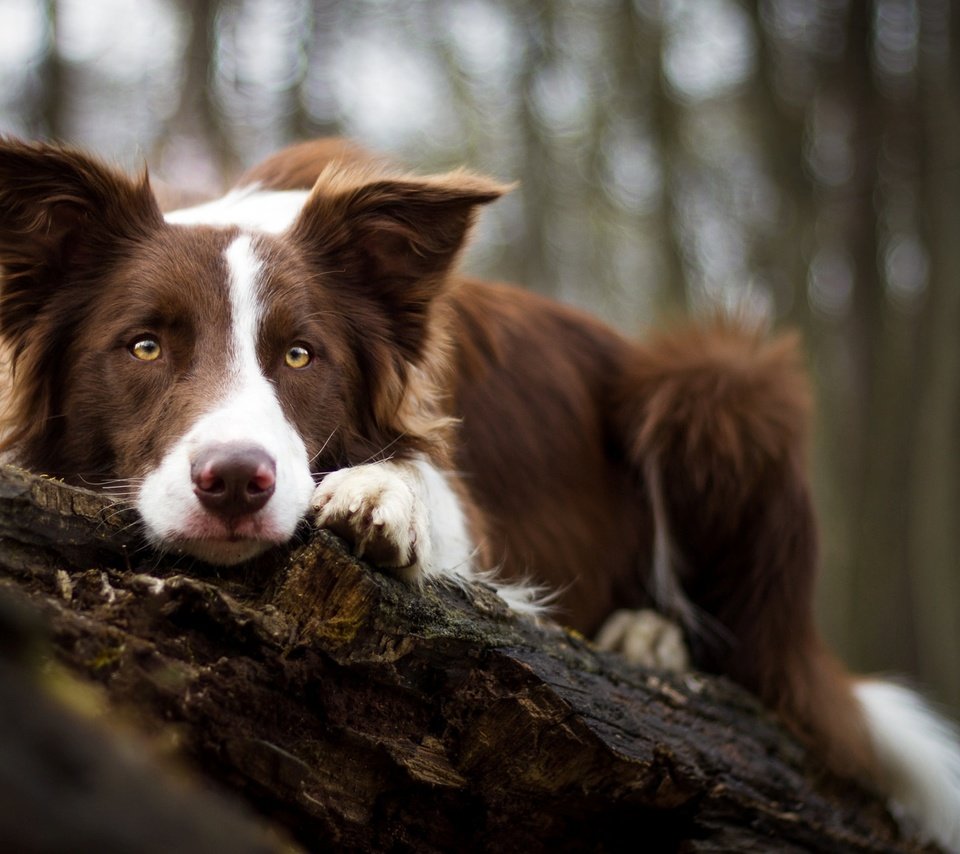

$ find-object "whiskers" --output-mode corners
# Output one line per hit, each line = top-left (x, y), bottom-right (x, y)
(308, 425), (340, 467)
(89, 478), (143, 521)
(73, 474), (146, 539)
(356, 433), (405, 466)
(77, 473), (145, 496)
(309, 425), (341, 484)
(307, 427), (409, 484)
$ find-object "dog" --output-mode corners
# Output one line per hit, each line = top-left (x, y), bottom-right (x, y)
(0, 137), (958, 849)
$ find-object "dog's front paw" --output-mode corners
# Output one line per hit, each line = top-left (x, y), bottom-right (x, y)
(312, 463), (430, 582)
(593, 609), (689, 671)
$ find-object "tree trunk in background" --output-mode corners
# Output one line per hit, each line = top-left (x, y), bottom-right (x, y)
(293, 0), (343, 140)
(829, 0), (917, 680)
(634, 2), (688, 316)
(32, 0), (67, 139)
(161, 0), (239, 179)
(907, 2), (960, 711)
(511, 3), (556, 297)
(743, 0), (813, 327)
(0, 466), (925, 853)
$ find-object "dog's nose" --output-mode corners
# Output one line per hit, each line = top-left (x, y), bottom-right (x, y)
(191, 443), (277, 518)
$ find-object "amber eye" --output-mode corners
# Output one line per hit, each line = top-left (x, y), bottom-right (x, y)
(129, 337), (162, 362)
(285, 344), (312, 369)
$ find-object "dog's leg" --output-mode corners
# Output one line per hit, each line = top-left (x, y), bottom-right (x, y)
(594, 609), (689, 671)
(312, 457), (474, 585)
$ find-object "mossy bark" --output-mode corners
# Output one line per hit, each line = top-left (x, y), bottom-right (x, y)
(0, 465), (932, 852)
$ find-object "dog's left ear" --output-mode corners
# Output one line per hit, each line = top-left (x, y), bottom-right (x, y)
(290, 168), (508, 359)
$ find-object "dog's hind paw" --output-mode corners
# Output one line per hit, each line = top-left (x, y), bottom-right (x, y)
(312, 462), (431, 583)
(593, 609), (690, 671)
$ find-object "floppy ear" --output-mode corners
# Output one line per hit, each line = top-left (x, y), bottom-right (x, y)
(0, 138), (163, 348)
(289, 167), (508, 360)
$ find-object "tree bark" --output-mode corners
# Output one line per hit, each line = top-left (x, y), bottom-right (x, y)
(0, 465), (931, 852)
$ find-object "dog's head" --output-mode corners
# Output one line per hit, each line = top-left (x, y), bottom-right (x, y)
(0, 138), (504, 563)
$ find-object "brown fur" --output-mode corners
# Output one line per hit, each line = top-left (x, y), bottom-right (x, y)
(0, 137), (875, 782)
(238, 138), (383, 190)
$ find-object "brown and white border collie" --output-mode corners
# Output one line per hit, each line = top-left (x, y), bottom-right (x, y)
(0, 137), (958, 849)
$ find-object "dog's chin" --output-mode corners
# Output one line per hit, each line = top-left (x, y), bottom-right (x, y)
(174, 537), (276, 566)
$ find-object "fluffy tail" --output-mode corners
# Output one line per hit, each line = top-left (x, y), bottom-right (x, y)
(616, 319), (960, 849)
(856, 680), (960, 850)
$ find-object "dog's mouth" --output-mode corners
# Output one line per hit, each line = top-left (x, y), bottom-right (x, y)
(155, 509), (299, 566)
(172, 533), (277, 566)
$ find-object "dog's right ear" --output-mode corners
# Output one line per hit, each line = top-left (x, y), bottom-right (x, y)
(290, 166), (509, 364)
(0, 138), (163, 345)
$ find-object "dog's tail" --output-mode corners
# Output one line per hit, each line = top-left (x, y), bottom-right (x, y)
(615, 319), (960, 850)
(856, 679), (960, 848)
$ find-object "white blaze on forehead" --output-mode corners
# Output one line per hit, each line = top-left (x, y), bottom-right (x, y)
(224, 234), (265, 378)
(164, 185), (310, 234)
(135, 232), (316, 564)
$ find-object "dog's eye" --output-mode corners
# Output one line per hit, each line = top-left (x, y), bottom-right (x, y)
(285, 345), (312, 369)
(129, 338), (162, 362)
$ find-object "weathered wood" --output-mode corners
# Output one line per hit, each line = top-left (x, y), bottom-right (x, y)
(0, 465), (932, 852)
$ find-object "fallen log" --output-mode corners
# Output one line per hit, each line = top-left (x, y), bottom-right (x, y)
(0, 465), (932, 852)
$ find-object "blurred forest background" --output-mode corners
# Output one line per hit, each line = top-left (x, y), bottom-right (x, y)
(0, 0), (958, 714)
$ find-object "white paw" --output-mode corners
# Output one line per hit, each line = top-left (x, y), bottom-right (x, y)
(594, 609), (690, 671)
(312, 463), (430, 582)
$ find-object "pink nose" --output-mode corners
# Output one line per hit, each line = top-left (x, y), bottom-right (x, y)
(190, 443), (276, 519)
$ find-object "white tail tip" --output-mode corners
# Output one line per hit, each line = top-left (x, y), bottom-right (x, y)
(856, 679), (960, 852)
